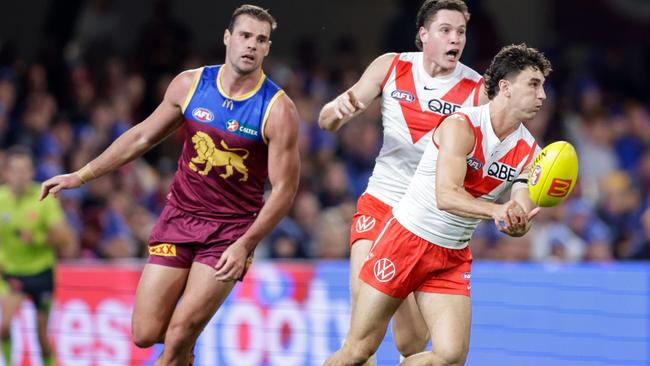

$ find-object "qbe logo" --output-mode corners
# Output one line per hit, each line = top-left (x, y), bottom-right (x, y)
(427, 98), (461, 115)
(373, 258), (396, 282)
(355, 215), (376, 233)
(487, 161), (517, 182)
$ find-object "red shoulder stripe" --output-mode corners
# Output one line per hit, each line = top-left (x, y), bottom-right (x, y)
(394, 60), (443, 143)
(442, 78), (479, 105)
(380, 54), (400, 90)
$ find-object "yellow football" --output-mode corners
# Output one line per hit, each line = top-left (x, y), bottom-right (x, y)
(528, 141), (579, 207)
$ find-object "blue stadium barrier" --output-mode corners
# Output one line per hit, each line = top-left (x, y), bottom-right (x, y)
(6, 261), (649, 365)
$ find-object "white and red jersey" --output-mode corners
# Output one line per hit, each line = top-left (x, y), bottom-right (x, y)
(365, 52), (484, 207)
(392, 104), (540, 249)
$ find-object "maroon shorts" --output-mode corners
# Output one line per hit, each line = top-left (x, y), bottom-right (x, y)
(148, 205), (254, 279)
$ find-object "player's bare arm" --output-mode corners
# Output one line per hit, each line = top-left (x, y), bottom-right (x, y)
(435, 114), (527, 229)
(318, 52), (397, 131)
(39, 69), (197, 201)
(214, 93), (300, 281)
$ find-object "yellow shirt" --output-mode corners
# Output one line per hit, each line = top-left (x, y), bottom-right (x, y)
(0, 183), (64, 275)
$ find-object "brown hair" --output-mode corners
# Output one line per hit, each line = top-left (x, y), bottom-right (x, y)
(484, 43), (553, 99)
(415, 0), (470, 50)
(228, 4), (277, 35)
(6, 145), (34, 165)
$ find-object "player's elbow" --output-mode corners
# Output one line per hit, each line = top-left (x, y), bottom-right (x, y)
(134, 131), (156, 152)
(436, 196), (453, 211)
(435, 187), (456, 211)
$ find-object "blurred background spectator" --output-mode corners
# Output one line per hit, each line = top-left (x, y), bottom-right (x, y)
(0, 0), (648, 262)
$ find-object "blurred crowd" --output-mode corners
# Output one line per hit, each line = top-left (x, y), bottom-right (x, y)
(0, 0), (649, 263)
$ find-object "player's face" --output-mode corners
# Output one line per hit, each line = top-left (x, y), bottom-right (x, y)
(4, 156), (34, 192)
(419, 10), (467, 70)
(508, 67), (547, 120)
(224, 15), (272, 75)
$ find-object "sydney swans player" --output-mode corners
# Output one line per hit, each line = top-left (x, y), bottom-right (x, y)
(326, 44), (552, 366)
(40, 5), (300, 366)
(318, 0), (487, 360)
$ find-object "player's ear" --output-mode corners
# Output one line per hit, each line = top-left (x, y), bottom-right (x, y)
(265, 40), (272, 56)
(224, 29), (231, 47)
(499, 79), (511, 98)
(419, 26), (428, 45)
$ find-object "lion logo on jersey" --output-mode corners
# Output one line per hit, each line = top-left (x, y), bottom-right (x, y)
(188, 131), (250, 182)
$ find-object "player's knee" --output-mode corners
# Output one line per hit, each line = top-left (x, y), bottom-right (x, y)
(131, 325), (161, 348)
(393, 321), (429, 357)
(395, 333), (428, 358)
(164, 320), (200, 350)
(431, 343), (469, 366)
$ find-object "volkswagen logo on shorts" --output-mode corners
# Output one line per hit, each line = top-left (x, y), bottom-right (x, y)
(373, 258), (396, 282)
(356, 215), (376, 233)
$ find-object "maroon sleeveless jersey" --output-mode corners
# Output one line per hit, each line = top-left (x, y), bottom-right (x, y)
(165, 65), (284, 221)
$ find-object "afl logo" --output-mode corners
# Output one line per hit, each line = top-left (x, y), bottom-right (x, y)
(391, 89), (415, 103)
(192, 107), (214, 122)
(467, 157), (483, 171)
(226, 119), (239, 132)
(530, 165), (542, 186)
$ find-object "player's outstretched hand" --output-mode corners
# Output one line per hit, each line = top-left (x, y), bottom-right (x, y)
(333, 90), (366, 119)
(494, 200), (539, 237)
(40, 173), (84, 201)
(214, 242), (250, 282)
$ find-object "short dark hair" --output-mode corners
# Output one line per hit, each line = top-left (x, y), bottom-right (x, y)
(484, 43), (553, 99)
(228, 4), (277, 35)
(6, 145), (34, 165)
(415, 0), (470, 51)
